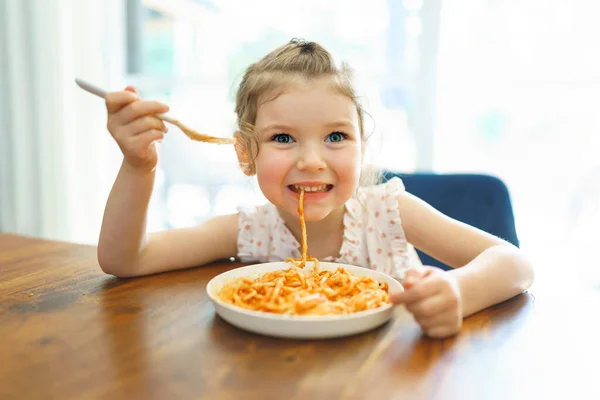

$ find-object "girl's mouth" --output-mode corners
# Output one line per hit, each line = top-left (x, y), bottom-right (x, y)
(288, 184), (333, 194)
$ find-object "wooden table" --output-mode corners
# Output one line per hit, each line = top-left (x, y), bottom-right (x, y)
(1, 234), (599, 400)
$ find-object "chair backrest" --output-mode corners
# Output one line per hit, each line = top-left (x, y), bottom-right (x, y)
(382, 172), (519, 270)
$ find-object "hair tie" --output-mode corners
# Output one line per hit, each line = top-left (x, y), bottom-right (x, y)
(290, 38), (314, 53)
(300, 42), (315, 53)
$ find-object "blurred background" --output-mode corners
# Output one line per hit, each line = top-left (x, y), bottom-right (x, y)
(1, 0), (599, 285)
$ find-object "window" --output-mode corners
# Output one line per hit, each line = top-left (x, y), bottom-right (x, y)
(127, 0), (429, 230)
(435, 0), (600, 275)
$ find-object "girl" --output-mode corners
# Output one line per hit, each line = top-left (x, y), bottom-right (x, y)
(98, 39), (534, 338)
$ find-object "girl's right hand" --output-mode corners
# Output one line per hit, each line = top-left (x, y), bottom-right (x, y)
(105, 86), (170, 173)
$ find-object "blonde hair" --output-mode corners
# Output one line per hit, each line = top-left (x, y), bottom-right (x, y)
(234, 39), (378, 185)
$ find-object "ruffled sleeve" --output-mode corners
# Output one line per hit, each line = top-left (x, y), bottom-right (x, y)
(337, 177), (422, 279)
(236, 204), (271, 263)
(237, 203), (301, 263)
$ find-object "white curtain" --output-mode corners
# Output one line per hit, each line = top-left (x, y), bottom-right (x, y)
(0, 0), (126, 243)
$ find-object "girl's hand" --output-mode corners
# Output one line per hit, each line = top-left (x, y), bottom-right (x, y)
(105, 86), (170, 172)
(391, 267), (463, 338)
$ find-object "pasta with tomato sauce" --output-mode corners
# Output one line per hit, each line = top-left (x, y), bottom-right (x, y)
(218, 189), (391, 315)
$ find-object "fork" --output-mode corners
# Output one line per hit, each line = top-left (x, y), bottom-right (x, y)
(75, 78), (235, 145)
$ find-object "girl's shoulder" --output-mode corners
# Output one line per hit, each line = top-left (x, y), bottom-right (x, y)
(345, 177), (406, 232)
(236, 203), (299, 263)
(349, 177), (406, 210)
(236, 202), (278, 241)
(237, 202), (276, 221)
(342, 177), (420, 278)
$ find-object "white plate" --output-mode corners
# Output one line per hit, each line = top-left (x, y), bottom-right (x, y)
(206, 261), (404, 339)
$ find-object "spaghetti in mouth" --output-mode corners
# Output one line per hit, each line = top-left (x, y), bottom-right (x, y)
(285, 189), (318, 268)
(288, 184), (333, 194)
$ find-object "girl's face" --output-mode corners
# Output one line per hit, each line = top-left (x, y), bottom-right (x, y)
(251, 79), (362, 221)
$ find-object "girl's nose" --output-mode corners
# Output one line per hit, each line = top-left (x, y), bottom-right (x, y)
(296, 145), (326, 172)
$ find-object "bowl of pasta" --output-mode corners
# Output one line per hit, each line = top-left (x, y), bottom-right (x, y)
(206, 261), (404, 339)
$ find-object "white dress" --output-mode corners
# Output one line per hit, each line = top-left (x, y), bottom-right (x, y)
(236, 177), (422, 279)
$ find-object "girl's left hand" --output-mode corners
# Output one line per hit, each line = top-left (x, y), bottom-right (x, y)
(391, 267), (463, 338)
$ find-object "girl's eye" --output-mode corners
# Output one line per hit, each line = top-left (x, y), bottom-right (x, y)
(271, 134), (294, 144)
(325, 132), (348, 143)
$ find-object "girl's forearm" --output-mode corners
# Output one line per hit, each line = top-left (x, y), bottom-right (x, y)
(97, 160), (155, 274)
(449, 245), (535, 317)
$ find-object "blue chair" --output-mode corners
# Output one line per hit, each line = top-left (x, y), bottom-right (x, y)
(382, 172), (519, 270)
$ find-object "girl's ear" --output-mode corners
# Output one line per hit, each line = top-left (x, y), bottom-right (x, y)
(234, 132), (256, 176)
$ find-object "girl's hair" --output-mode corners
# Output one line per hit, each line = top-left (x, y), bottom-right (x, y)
(234, 38), (378, 185)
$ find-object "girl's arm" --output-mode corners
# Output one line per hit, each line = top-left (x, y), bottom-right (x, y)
(97, 159), (155, 275)
(97, 161), (239, 278)
(449, 244), (532, 317)
(97, 88), (239, 278)
(398, 191), (535, 317)
(99, 213), (239, 278)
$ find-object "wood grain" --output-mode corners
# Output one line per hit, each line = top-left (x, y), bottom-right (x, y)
(1, 234), (598, 400)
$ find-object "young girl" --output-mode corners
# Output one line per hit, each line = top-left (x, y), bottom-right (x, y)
(98, 39), (534, 338)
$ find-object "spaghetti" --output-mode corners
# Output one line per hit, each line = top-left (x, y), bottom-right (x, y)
(286, 189), (318, 268)
(217, 266), (390, 315)
(218, 188), (391, 315)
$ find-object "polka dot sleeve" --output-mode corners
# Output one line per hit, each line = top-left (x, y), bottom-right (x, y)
(236, 204), (270, 263)
(338, 177), (422, 279)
